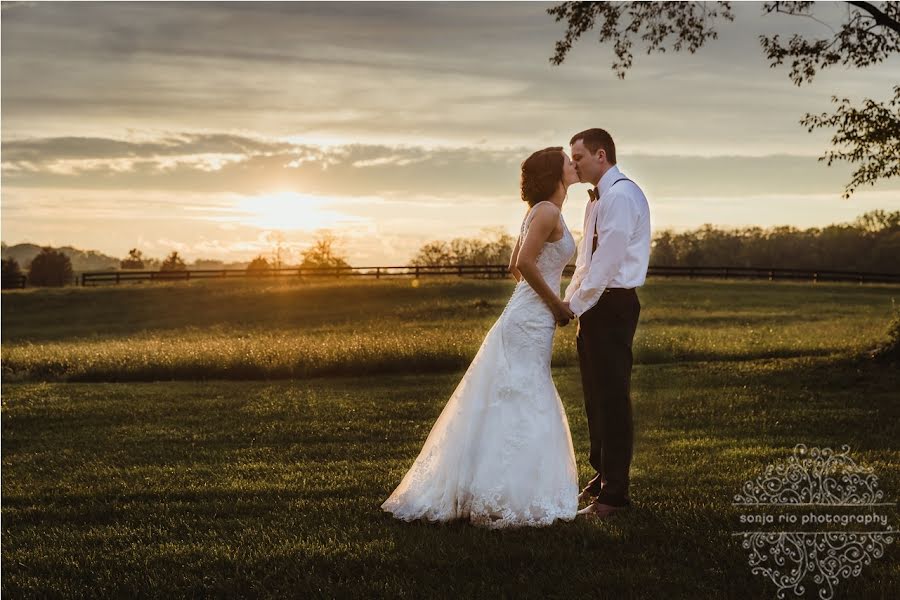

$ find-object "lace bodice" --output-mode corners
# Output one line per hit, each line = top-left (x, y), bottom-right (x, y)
(507, 203), (577, 321)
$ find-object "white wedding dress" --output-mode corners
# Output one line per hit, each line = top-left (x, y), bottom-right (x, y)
(381, 203), (579, 529)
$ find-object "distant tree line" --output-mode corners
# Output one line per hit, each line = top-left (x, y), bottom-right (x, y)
(4, 212), (896, 289)
(650, 210), (899, 273)
(245, 232), (351, 272)
(411, 228), (517, 267)
(1, 232), (354, 288)
(409, 210), (899, 274)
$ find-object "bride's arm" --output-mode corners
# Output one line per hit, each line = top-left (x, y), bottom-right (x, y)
(515, 204), (575, 322)
(508, 235), (523, 282)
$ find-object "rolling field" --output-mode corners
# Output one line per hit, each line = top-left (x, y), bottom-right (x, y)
(2, 277), (898, 598)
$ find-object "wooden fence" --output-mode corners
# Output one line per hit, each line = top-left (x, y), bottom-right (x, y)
(647, 265), (900, 284)
(75, 264), (900, 287)
(1, 274), (27, 289)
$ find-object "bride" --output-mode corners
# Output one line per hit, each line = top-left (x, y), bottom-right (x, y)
(381, 146), (581, 529)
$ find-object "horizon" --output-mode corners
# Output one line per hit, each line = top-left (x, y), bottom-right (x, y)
(0, 206), (894, 268)
(2, 2), (899, 267)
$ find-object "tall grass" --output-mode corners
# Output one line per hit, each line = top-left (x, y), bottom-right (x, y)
(2, 277), (897, 382)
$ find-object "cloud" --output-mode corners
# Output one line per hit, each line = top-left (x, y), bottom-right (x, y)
(2, 2), (898, 265)
(1, 133), (295, 161)
(4, 2), (897, 153)
(4, 132), (900, 201)
(0, 2), (37, 11)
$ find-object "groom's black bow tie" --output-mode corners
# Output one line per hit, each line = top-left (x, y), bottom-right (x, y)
(588, 187), (599, 202)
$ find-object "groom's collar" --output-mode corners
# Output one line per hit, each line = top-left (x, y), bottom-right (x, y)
(597, 165), (622, 197)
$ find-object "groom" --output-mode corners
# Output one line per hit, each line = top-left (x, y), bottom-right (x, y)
(563, 128), (651, 518)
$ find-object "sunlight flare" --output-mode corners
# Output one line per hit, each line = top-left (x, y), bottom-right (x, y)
(195, 191), (369, 231)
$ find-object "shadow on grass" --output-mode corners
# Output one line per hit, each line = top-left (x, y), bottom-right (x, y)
(2, 354), (897, 598)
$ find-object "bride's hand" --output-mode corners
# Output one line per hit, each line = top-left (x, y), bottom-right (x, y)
(552, 300), (575, 325)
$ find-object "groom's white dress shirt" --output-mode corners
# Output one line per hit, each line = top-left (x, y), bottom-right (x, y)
(564, 165), (651, 317)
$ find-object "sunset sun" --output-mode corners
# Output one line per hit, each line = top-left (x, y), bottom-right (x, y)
(204, 191), (366, 232)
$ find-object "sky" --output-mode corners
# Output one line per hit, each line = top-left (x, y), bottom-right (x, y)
(2, 1), (899, 266)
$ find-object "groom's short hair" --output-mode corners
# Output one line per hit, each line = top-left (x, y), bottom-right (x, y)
(570, 128), (616, 164)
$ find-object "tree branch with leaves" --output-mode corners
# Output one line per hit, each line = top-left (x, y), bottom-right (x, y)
(802, 85), (900, 198)
(548, 1), (735, 77)
(548, 1), (900, 197)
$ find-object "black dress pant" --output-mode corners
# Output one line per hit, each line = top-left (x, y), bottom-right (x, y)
(576, 287), (640, 506)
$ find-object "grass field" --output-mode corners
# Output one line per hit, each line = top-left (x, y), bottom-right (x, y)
(2, 277), (896, 382)
(2, 277), (899, 598)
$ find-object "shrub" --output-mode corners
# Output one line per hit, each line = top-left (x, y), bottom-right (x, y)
(160, 251), (187, 272)
(27, 247), (73, 287)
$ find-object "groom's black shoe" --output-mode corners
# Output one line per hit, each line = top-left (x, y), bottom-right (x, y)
(577, 499), (631, 518)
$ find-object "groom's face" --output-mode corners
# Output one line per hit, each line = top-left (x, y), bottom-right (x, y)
(570, 139), (603, 185)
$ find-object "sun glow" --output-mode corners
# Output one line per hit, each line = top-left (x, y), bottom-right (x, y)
(200, 191), (368, 231)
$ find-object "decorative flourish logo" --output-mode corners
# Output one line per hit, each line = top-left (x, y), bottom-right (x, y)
(733, 444), (895, 600)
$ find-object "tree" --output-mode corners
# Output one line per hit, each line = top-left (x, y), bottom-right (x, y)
(646, 210), (899, 271)
(2, 257), (24, 289)
(801, 86), (900, 197)
(411, 241), (452, 267)
(265, 230), (288, 270)
(548, 1), (900, 197)
(27, 246), (73, 286)
(853, 208), (900, 233)
(246, 255), (272, 272)
(120, 248), (145, 269)
(160, 251), (186, 272)
(481, 226), (517, 266)
(649, 231), (678, 267)
(410, 229), (516, 267)
(192, 258), (225, 269)
(300, 232), (351, 269)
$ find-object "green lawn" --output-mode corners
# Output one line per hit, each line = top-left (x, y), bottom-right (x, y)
(2, 277), (897, 382)
(2, 278), (898, 598)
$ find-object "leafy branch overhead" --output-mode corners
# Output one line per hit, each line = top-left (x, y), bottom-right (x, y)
(760, 1), (900, 85)
(802, 85), (900, 198)
(548, 2), (735, 78)
(548, 1), (900, 198)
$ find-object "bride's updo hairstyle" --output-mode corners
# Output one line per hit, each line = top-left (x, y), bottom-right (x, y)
(520, 146), (564, 207)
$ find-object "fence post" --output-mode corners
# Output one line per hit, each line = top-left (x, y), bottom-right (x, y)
(415, 266), (420, 279)
(376, 267), (381, 279)
(116, 272), (120, 284)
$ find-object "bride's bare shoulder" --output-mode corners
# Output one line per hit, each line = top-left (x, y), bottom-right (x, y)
(531, 200), (560, 214)
(527, 201), (561, 223)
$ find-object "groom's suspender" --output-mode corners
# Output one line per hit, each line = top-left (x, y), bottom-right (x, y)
(592, 178), (633, 254)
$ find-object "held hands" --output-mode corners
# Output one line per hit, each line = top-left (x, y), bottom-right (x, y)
(553, 301), (576, 327)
